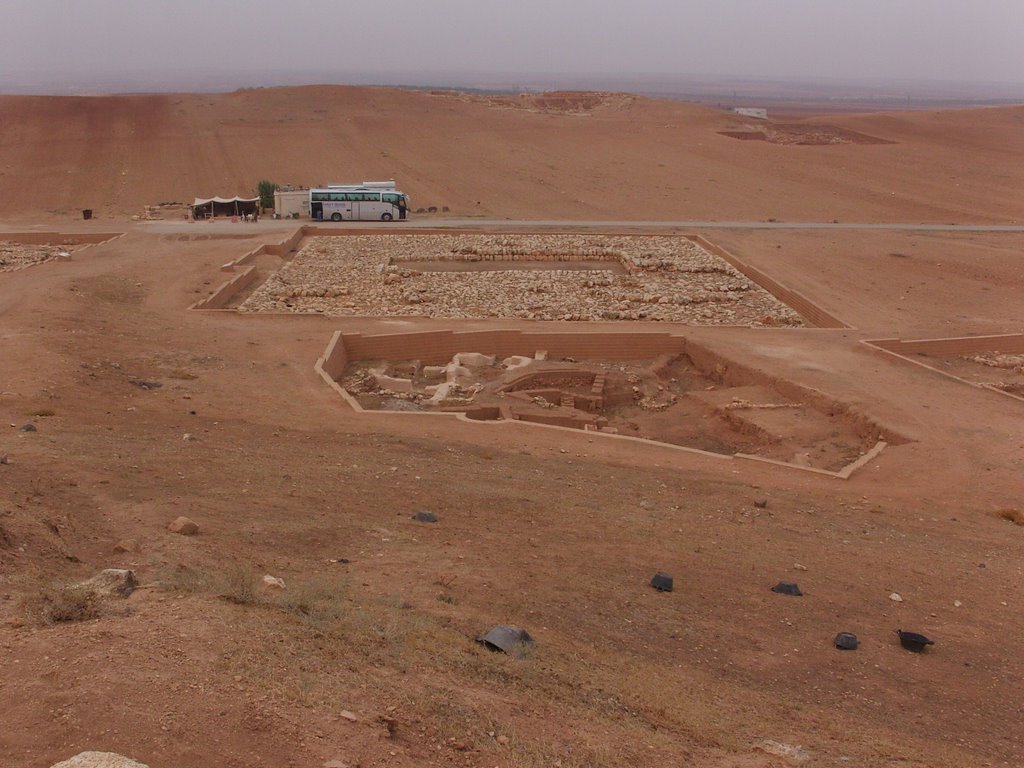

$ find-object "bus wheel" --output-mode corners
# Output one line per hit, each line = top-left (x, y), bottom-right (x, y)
(330, 213), (342, 222)
(381, 212), (393, 222)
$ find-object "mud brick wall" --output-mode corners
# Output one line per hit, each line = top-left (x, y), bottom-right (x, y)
(318, 331), (349, 380)
(869, 334), (1024, 357)
(0, 232), (123, 246)
(331, 330), (688, 369)
(264, 227), (307, 257)
(193, 266), (259, 309)
(232, 227), (308, 268)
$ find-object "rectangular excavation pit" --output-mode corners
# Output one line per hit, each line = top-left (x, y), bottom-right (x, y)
(0, 231), (124, 272)
(316, 329), (904, 478)
(864, 334), (1024, 403)
(193, 229), (846, 328)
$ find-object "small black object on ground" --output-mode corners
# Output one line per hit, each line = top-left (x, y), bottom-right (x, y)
(412, 511), (438, 523)
(834, 632), (859, 650)
(771, 581), (803, 596)
(129, 380), (163, 390)
(897, 629), (934, 652)
(650, 572), (674, 592)
(476, 626), (534, 659)
(20, 424), (37, 432)
(333, 558), (351, 564)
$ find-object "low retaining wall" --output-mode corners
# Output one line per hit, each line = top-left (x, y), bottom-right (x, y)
(192, 266), (259, 310)
(865, 334), (1024, 357)
(221, 226), (307, 271)
(333, 329), (685, 368)
(0, 232), (124, 246)
(863, 334), (1024, 403)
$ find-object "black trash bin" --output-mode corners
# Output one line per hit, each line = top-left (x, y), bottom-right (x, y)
(82, 209), (93, 220)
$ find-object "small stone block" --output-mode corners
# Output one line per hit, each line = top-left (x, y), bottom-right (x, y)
(650, 572), (674, 592)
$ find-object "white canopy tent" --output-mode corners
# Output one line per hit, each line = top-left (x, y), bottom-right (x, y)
(191, 196), (260, 218)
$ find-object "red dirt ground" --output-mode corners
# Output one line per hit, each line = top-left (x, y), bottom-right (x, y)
(1, 88), (1023, 768)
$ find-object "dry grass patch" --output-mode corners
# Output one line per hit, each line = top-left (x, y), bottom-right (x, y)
(277, 578), (347, 624)
(219, 564), (259, 605)
(20, 583), (101, 625)
(156, 564), (216, 594)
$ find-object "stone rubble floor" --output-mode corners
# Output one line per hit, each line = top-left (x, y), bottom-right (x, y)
(239, 234), (804, 325)
(0, 242), (74, 272)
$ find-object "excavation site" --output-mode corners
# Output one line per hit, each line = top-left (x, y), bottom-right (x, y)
(2, 78), (1024, 768)
(235, 233), (809, 325)
(0, 232), (122, 271)
(316, 329), (899, 477)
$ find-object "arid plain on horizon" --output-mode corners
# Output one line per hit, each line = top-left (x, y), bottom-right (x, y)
(1, 80), (1023, 768)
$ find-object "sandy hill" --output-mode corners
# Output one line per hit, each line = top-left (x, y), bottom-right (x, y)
(1, 85), (1022, 222)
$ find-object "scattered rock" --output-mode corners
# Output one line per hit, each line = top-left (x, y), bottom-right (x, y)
(496, 735), (510, 746)
(168, 516), (199, 535)
(650, 572), (674, 592)
(412, 510), (438, 523)
(113, 539), (139, 554)
(261, 574), (286, 590)
(477, 625), (534, 659)
(20, 423), (37, 432)
(49, 752), (149, 768)
(793, 563), (808, 571)
(755, 740), (810, 765)
(182, 433), (196, 442)
(77, 569), (137, 597)
(339, 710), (359, 722)
(771, 581), (803, 596)
(834, 632), (859, 650)
(129, 380), (162, 390)
(378, 715), (398, 737)
(889, 592), (904, 602)
(896, 629), (934, 652)
(753, 498), (768, 508)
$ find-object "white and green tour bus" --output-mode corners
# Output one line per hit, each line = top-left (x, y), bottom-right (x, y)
(309, 181), (410, 222)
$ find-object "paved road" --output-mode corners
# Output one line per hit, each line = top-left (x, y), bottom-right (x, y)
(390, 219), (1024, 232)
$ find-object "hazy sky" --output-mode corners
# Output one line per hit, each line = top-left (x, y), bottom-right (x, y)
(1, 0), (1022, 86)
